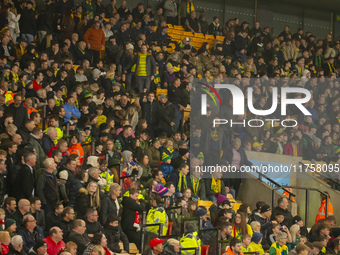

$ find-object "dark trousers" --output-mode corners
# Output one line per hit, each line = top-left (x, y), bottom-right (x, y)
(167, 16), (177, 25)
(124, 229), (141, 250)
(91, 49), (100, 65)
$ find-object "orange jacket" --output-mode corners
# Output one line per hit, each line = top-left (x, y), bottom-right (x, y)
(223, 246), (244, 255)
(68, 143), (84, 165)
(83, 26), (105, 51)
(283, 191), (295, 202)
(315, 198), (334, 223)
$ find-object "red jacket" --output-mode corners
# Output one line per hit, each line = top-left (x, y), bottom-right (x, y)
(33, 79), (42, 91)
(284, 142), (299, 156)
(83, 26), (105, 51)
(43, 236), (65, 255)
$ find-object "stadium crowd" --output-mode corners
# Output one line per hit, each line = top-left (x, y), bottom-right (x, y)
(0, 0), (338, 253)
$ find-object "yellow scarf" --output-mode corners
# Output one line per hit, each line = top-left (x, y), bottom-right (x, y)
(292, 143), (297, 156)
(211, 176), (220, 193)
(191, 178), (199, 194)
(187, 2), (194, 14)
(177, 171), (187, 192)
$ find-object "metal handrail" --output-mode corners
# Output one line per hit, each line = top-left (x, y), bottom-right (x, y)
(140, 210), (163, 252)
(181, 247), (199, 255)
(254, 168), (296, 201)
(272, 185), (328, 228)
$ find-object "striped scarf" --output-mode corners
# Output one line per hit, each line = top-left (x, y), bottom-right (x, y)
(177, 171), (187, 192)
(211, 176), (221, 193)
(191, 178), (199, 194)
(187, 2), (194, 15)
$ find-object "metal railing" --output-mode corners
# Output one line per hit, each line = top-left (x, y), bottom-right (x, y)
(140, 211), (163, 252)
(272, 185), (328, 228)
(254, 167), (296, 201)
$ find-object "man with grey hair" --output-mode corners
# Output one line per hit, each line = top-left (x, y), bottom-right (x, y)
(36, 158), (58, 214)
(9, 235), (24, 254)
(87, 167), (105, 187)
(269, 232), (289, 255)
(42, 127), (57, 154)
(16, 151), (36, 200)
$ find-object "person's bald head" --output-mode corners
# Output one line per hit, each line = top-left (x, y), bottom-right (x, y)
(190, 158), (200, 169)
(18, 199), (30, 213)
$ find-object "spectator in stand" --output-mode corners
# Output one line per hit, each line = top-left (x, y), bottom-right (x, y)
(269, 232), (289, 255)
(163, 0), (177, 25)
(83, 21), (105, 65)
(7, 235), (25, 255)
(68, 220), (90, 255)
(17, 214), (44, 253)
(36, 158), (58, 214)
(43, 227), (65, 255)
(29, 197), (46, 232)
(4, 197), (17, 219)
(271, 198), (293, 229)
(5, 93), (28, 129)
(16, 151), (36, 200)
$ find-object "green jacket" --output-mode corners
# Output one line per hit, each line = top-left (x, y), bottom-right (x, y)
(27, 135), (46, 176)
(145, 146), (160, 166)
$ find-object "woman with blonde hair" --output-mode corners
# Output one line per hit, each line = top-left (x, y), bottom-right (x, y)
(7, 6), (20, 43)
(126, 107), (139, 131)
(77, 181), (101, 219)
(65, 241), (77, 255)
(90, 245), (105, 255)
(0, 231), (11, 254)
(225, 137), (253, 197)
(289, 224), (300, 250)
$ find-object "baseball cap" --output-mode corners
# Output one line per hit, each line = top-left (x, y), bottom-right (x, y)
(260, 204), (271, 213)
(150, 238), (164, 248)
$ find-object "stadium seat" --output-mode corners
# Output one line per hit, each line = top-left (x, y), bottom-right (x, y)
(197, 200), (213, 216)
(173, 25), (184, 30)
(171, 34), (182, 41)
(129, 243), (139, 254)
(195, 33), (205, 38)
(72, 65), (80, 72)
(184, 105), (191, 121)
(156, 88), (168, 99)
(216, 35), (225, 41)
(232, 202), (242, 211)
(172, 30), (183, 36)
(183, 31), (194, 38)
(227, 194), (236, 202)
(195, 38), (206, 44)
(201, 245), (210, 255)
(168, 42), (176, 49)
(205, 34), (215, 40)
(167, 222), (173, 235)
(167, 24), (173, 28)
